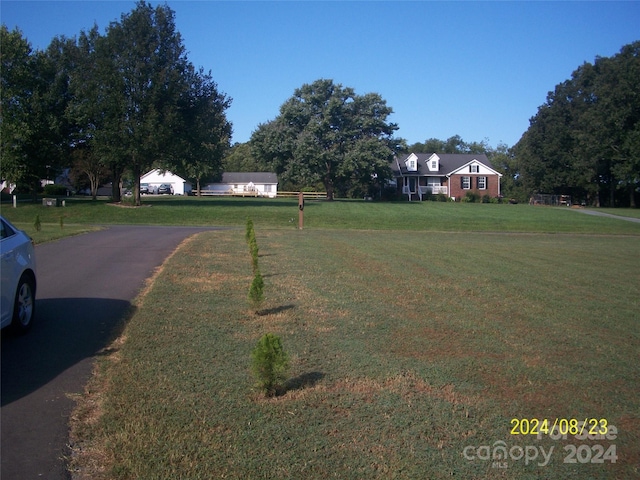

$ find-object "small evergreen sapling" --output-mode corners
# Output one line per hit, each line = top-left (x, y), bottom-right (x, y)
(251, 333), (289, 397)
(248, 270), (264, 310)
(245, 218), (254, 244)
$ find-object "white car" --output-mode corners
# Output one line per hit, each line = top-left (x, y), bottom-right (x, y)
(1, 216), (37, 333)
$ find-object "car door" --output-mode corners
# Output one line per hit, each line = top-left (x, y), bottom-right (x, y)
(0, 218), (19, 327)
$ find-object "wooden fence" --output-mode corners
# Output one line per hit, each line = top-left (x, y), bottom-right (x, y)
(194, 190), (327, 199)
(276, 191), (327, 199)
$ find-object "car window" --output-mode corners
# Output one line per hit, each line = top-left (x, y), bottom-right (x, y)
(0, 219), (16, 240)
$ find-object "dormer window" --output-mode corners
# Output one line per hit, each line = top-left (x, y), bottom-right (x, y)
(427, 153), (440, 172)
(405, 153), (419, 172)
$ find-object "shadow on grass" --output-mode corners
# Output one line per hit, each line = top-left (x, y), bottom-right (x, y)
(256, 304), (295, 316)
(285, 371), (325, 393)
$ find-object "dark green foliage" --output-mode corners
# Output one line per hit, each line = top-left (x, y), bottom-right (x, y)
(248, 270), (264, 310)
(43, 184), (68, 196)
(516, 41), (640, 207)
(245, 217), (254, 244)
(462, 191), (480, 203)
(250, 333), (289, 397)
(250, 79), (404, 199)
(245, 218), (259, 273)
(249, 237), (259, 273)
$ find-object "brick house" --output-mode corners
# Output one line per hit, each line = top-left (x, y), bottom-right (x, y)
(390, 153), (502, 201)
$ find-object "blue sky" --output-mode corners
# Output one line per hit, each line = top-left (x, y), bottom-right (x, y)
(2, 1), (639, 148)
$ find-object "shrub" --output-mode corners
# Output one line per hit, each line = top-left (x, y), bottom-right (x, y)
(481, 194), (492, 204)
(463, 191), (480, 203)
(245, 218), (254, 244)
(251, 333), (289, 397)
(43, 184), (68, 196)
(249, 236), (259, 273)
(248, 270), (264, 310)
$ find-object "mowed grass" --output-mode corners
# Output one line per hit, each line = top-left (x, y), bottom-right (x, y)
(3, 195), (640, 234)
(72, 225), (640, 479)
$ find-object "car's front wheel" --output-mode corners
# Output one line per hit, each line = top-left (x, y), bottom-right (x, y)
(12, 274), (35, 334)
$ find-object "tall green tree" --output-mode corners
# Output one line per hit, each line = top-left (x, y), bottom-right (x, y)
(67, 2), (192, 204)
(107, 2), (192, 205)
(516, 41), (640, 206)
(164, 66), (232, 195)
(251, 79), (403, 199)
(1, 27), (74, 195)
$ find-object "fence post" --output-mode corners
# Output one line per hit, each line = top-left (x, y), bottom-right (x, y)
(298, 192), (304, 230)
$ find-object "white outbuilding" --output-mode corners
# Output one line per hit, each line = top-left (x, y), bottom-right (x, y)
(140, 169), (192, 195)
(203, 172), (278, 198)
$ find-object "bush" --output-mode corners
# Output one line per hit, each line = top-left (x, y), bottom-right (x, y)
(245, 218), (254, 244)
(251, 333), (289, 397)
(248, 270), (264, 310)
(463, 191), (480, 203)
(481, 194), (492, 204)
(43, 184), (69, 196)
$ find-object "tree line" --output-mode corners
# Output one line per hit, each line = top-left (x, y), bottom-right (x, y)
(2, 2), (638, 206)
(515, 41), (640, 207)
(1, 2), (231, 205)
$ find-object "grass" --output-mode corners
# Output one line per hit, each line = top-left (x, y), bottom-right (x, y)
(2, 195), (640, 234)
(69, 223), (640, 479)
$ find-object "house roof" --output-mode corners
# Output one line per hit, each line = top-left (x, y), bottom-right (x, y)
(391, 153), (496, 176)
(221, 172), (278, 184)
(140, 169), (188, 183)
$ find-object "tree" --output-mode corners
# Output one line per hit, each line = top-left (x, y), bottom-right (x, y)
(1, 27), (74, 196)
(164, 66), (232, 195)
(223, 142), (268, 173)
(251, 79), (403, 199)
(408, 135), (490, 155)
(69, 144), (109, 199)
(67, 2), (192, 204)
(250, 333), (289, 397)
(516, 41), (640, 207)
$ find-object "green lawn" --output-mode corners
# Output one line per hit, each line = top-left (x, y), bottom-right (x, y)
(2, 196), (640, 235)
(69, 214), (640, 478)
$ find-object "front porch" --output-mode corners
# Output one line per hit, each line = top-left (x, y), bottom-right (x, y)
(401, 177), (448, 201)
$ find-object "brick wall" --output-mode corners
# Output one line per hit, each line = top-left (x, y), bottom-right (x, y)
(449, 174), (500, 200)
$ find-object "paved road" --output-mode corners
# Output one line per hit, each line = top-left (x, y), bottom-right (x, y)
(1, 226), (224, 479)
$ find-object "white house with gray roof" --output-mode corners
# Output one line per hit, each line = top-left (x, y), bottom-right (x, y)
(203, 172), (278, 197)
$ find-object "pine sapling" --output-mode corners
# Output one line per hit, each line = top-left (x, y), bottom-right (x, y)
(251, 333), (289, 397)
(249, 236), (259, 273)
(248, 270), (264, 311)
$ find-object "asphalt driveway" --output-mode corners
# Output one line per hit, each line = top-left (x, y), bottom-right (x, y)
(1, 225), (225, 479)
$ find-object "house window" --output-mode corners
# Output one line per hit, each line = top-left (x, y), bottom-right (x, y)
(470, 164), (479, 173)
(431, 161), (437, 170)
(409, 160), (416, 170)
(461, 176), (471, 189)
(477, 177), (487, 190)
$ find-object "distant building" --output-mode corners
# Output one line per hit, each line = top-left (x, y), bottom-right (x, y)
(203, 172), (278, 198)
(140, 170), (192, 195)
(390, 153), (502, 201)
